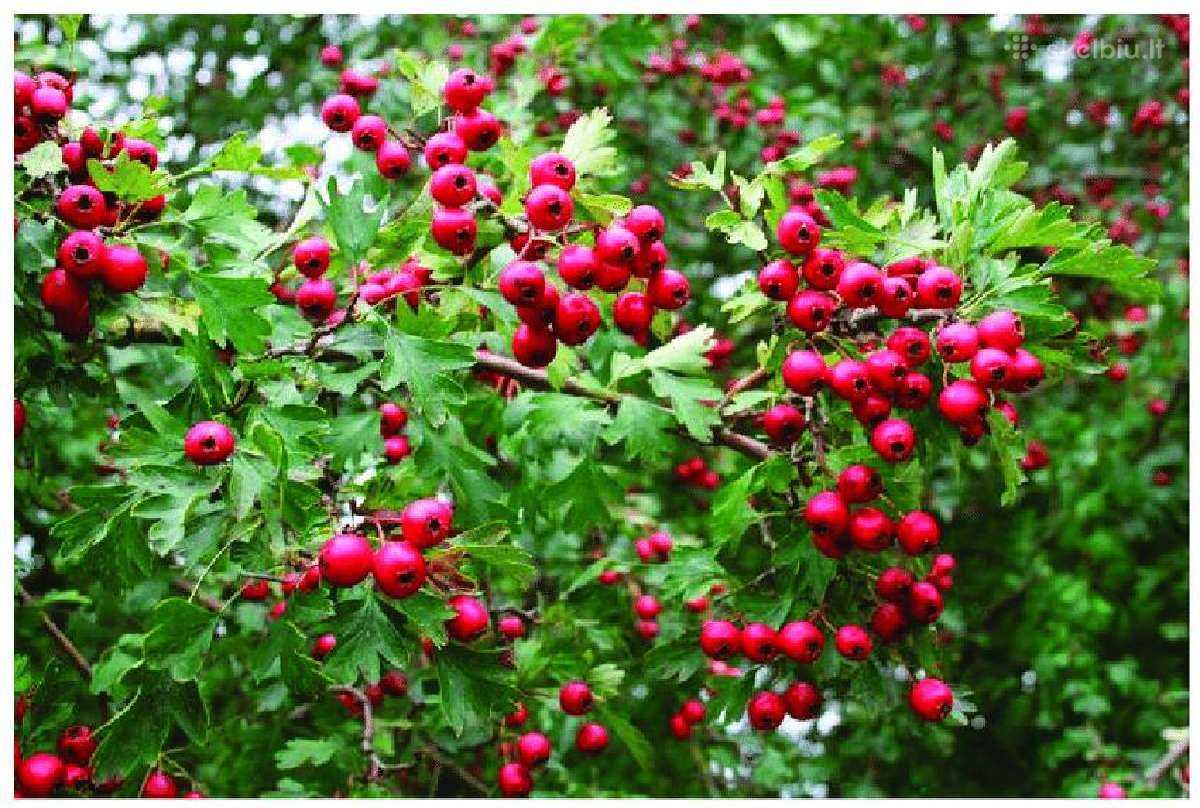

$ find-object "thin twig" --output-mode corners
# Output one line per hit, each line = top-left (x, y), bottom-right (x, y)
(17, 582), (93, 679)
(1146, 736), (1189, 787)
(417, 747), (489, 795)
(329, 685), (381, 781)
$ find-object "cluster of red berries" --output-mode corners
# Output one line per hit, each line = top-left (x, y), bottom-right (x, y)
(500, 170), (685, 366)
(496, 681), (608, 797)
(672, 455), (721, 490)
(668, 698), (708, 739)
(378, 401), (412, 464)
(332, 671), (409, 717)
(20, 70), (156, 338)
(318, 61), (421, 184)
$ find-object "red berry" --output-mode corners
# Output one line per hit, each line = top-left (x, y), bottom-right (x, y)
(747, 691), (786, 731)
(381, 670), (409, 697)
(295, 278), (338, 322)
(802, 248), (845, 290)
(878, 276), (914, 317)
(625, 204), (665, 243)
(636, 619), (660, 640)
(837, 262), (883, 308)
(499, 615), (525, 640)
(632, 240), (668, 276)
(400, 498), (453, 548)
(512, 323), (557, 368)
(970, 347), (1012, 388)
(887, 326), (931, 367)
(871, 601), (909, 643)
(430, 207), (477, 255)
(633, 594), (661, 620)
(184, 420), (235, 465)
(575, 722), (609, 754)
(787, 289), (836, 333)
(379, 402), (408, 437)
(318, 533), (373, 587)
(909, 677), (953, 721)
(553, 293), (601, 346)
(376, 141), (412, 179)
(876, 567), (915, 602)
(865, 349), (908, 393)
(320, 94), (361, 132)
(804, 491), (850, 557)
(916, 266), (962, 308)
(454, 108), (502, 151)
(529, 152), (576, 191)
(498, 260), (546, 307)
(681, 699), (706, 724)
(373, 541), (427, 599)
(758, 259), (799, 300)
(849, 507), (895, 552)
(141, 769), (178, 798)
(777, 209), (821, 256)
(40, 268), (89, 314)
(782, 681), (822, 719)
(525, 184), (573, 231)
(938, 379), (989, 425)
(852, 393), (893, 428)
(18, 753), (65, 797)
(350, 115), (387, 151)
(1005, 349), (1044, 392)
(1108, 362), (1129, 382)
(829, 359), (871, 402)
(517, 731), (551, 767)
(613, 291), (654, 334)
(837, 464), (882, 504)
(31, 85), (68, 122)
(647, 268), (691, 310)
(594, 260), (631, 293)
(559, 680), (594, 715)
(241, 579), (270, 601)
(424, 132), (469, 168)
(834, 624), (872, 660)
(57, 185), (108, 229)
(557, 244), (597, 290)
(443, 68), (489, 113)
(698, 620), (742, 660)
(430, 164), (477, 208)
(58, 231), (106, 280)
(99, 244), (148, 293)
(935, 322), (979, 363)
(781, 350), (828, 395)
(57, 726), (96, 765)
(497, 762), (533, 797)
(741, 623), (779, 662)
(446, 594), (489, 641)
(670, 712), (692, 739)
(762, 403), (806, 445)
(596, 226), (641, 267)
(976, 310), (1024, 351)
(311, 633), (337, 660)
(897, 511), (940, 555)
(15, 70), (36, 108)
(320, 45), (343, 67)
(908, 581), (944, 623)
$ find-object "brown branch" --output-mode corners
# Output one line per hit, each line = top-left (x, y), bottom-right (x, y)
(417, 747), (489, 796)
(329, 685), (381, 781)
(720, 366), (769, 409)
(17, 582), (93, 679)
(1145, 736), (1189, 788)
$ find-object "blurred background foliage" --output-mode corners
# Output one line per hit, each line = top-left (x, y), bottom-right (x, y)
(14, 13), (1188, 797)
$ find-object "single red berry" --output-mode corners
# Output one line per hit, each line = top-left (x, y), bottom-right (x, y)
(871, 601), (909, 643)
(837, 262), (883, 308)
(647, 268), (691, 310)
(381, 670), (409, 697)
(633, 594), (662, 620)
(1098, 782), (1127, 800)
(318, 533), (374, 587)
(372, 541), (427, 599)
(430, 207), (477, 255)
(681, 699), (707, 724)
(141, 769), (178, 799)
(758, 259), (799, 301)
(613, 291), (655, 335)
(350, 115), (387, 151)
(1148, 397), (1169, 417)
(802, 248), (845, 290)
(834, 624), (872, 660)
(1108, 362), (1129, 382)
(575, 722), (609, 754)
(446, 594), (489, 642)
(400, 498), (454, 548)
(499, 615), (525, 640)
(99, 244), (148, 293)
(897, 511), (941, 555)
(787, 289), (836, 333)
(878, 276), (913, 317)
(669, 712), (692, 739)
(865, 349), (908, 393)
(529, 152), (576, 191)
(30, 85), (68, 122)
(424, 132), (469, 168)
(837, 464), (882, 504)
(970, 347), (1013, 388)
(852, 393), (893, 428)
(559, 680), (594, 715)
(762, 403), (805, 445)
(828, 359), (870, 402)
(40, 268), (89, 314)
(497, 762), (533, 797)
(699, 620), (742, 660)
(553, 292), (601, 346)
(512, 324), (557, 368)
(747, 691), (786, 731)
(557, 244), (597, 290)
(1005, 349), (1044, 392)
(976, 310), (1024, 351)
(241, 579), (270, 601)
(684, 596), (709, 613)
(320, 44), (343, 67)
(938, 379), (989, 425)
(379, 402), (409, 437)
(58, 231), (106, 280)
(849, 507), (895, 552)
(311, 633), (337, 660)
(184, 420), (235, 465)
(625, 204), (665, 243)
(594, 260), (632, 293)
(876, 567), (915, 602)
(804, 491), (850, 558)
(888, 326), (932, 366)
(295, 277), (338, 321)
(935, 322), (979, 363)
(19, 753), (65, 797)
(782, 681), (822, 720)
(908, 581), (945, 623)
(454, 108), (502, 150)
(57, 726), (96, 765)
(375, 141), (412, 179)
(525, 184), (573, 231)
(916, 266), (962, 308)
(781, 350), (828, 396)
(637, 619), (660, 640)
(632, 240), (668, 277)
(517, 731), (551, 767)
(443, 68), (489, 113)
(741, 623), (780, 663)
(777, 209), (821, 256)
(57, 185), (108, 229)
(430, 163), (478, 208)
(909, 677), (953, 721)
(320, 94), (361, 132)
(505, 701), (529, 728)
(498, 260), (546, 307)
(598, 569), (621, 585)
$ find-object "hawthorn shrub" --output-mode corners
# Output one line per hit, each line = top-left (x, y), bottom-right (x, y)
(13, 14), (1188, 798)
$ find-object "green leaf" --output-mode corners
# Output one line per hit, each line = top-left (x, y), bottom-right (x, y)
(648, 370), (722, 442)
(87, 152), (169, 203)
(602, 397), (673, 461)
(276, 738), (342, 770)
(143, 598), (218, 682)
(762, 134), (843, 175)
(56, 14), (83, 42)
(18, 141), (66, 179)
(324, 175), (387, 263)
(390, 590), (456, 647)
(379, 332), (476, 426)
(596, 704), (653, 771)
(577, 193), (632, 223)
(643, 639), (705, 683)
(668, 151), (725, 192)
(181, 185), (274, 256)
(250, 619), (330, 696)
(560, 107), (619, 178)
(435, 645), (519, 736)
(643, 324), (716, 375)
(189, 272), (275, 354)
(987, 409), (1028, 507)
(393, 51), (451, 117)
(91, 672), (208, 781)
(129, 465), (224, 556)
(710, 465), (760, 546)
(458, 542), (536, 586)
(322, 593), (412, 683)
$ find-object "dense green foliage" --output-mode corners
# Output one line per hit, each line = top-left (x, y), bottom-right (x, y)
(14, 13), (1188, 798)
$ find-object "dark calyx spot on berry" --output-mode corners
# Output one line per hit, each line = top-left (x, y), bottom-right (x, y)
(554, 163), (568, 176)
(938, 702), (952, 717)
(892, 366), (906, 379)
(308, 258), (320, 268)
(813, 309), (827, 323)
(463, 73), (476, 85)
(201, 436), (217, 450)
(427, 517), (442, 532)
(480, 132), (496, 146)
(17, 121), (29, 135)
(895, 287), (909, 300)
(861, 284), (877, 299)
(396, 571), (414, 583)
(547, 201), (562, 214)
(854, 378), (866, 390)
(455, 176), (468, 188)
(890, 441), (905, 453)
(332, 112), (345, 124)
(821, 262), (835, 276)
(74, 246), (91, 261)
(936, 286), (952, 300)
(991, 367), (1006, 380)
(455, 228), (470, 242)
(758, 641), (775, 656)
(798, 227), (812, 242)
(434, 151), (449, 165)
(908, 343), (922, 356)
(808, 640), (821, 653)
(77, 195), (93, 210)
